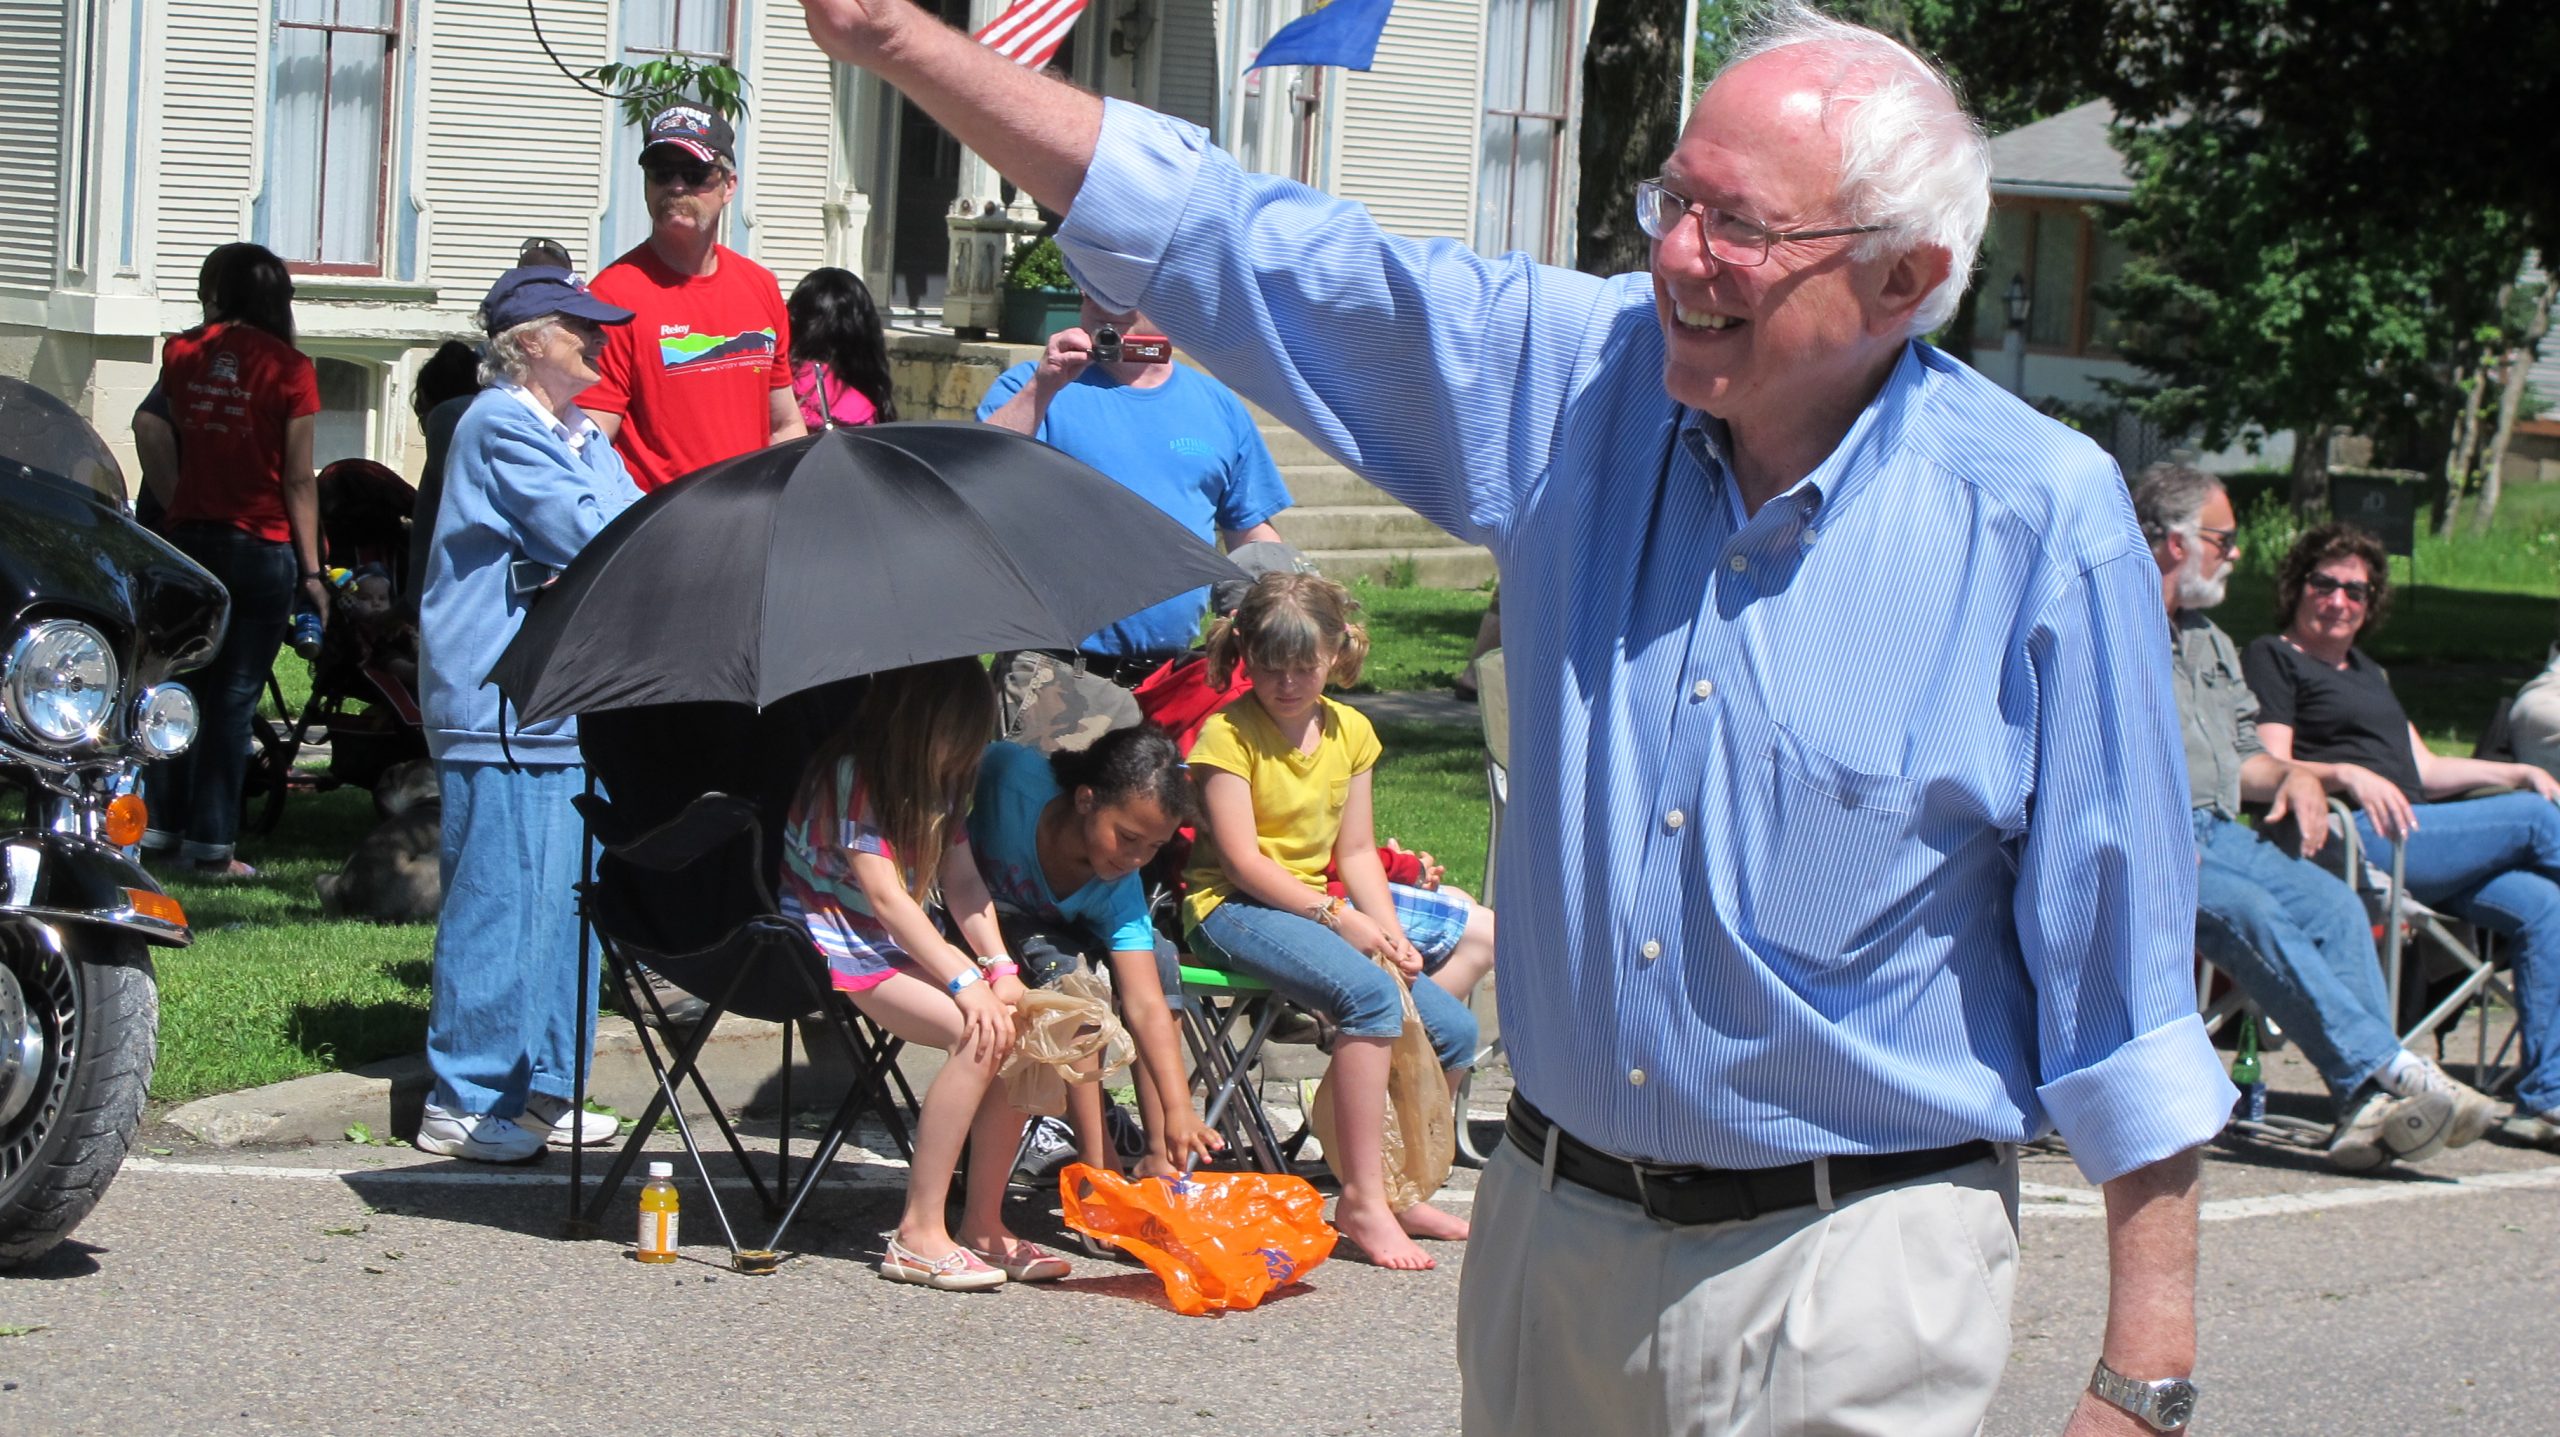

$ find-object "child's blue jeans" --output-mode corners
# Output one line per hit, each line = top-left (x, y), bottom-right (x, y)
(1190, 896), (1479, 1069)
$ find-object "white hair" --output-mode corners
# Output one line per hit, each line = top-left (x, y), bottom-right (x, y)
(479, 316), (560, 387)
(1721, 3), (1991, 337)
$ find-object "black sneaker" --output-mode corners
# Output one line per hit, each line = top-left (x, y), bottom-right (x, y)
(617, 962), (709, 1032)
(1013, 1115), (1078, 1182)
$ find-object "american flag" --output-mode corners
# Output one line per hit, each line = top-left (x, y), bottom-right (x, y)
(972, 0), (1089, 68)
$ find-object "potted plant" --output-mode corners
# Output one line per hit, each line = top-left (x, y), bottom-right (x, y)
(999, 236), (1083, 344)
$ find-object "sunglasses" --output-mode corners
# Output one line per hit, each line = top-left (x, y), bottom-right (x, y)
(2193, 525), (2238, 559)
(643, 158), (727, 188)
(2304, 573), (2374, 604)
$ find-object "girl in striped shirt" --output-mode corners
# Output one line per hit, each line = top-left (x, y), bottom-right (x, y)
(781, 658), (1071, 1290)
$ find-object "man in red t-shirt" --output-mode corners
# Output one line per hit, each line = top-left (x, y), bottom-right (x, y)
(584, 103), (806, 492)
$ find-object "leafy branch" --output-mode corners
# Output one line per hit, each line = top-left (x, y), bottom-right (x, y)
(525, 0), (752, 125)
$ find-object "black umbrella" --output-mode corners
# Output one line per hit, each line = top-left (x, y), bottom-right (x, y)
(489, 422), (1246, 722)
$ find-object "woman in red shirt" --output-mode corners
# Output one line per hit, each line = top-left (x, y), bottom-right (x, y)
(145, 243), (327, 877)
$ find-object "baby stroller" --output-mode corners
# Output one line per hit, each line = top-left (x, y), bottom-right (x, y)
(242, 458), (429, 834)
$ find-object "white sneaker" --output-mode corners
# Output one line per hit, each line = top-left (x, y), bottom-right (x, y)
(2389, 1056), (2500, 1148)
(520, 1093), (622, 1148)
(2327, 1086), (2457, 1172)
(415, 1103), (546, 1164)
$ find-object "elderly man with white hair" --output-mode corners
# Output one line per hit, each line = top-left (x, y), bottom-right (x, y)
(414, 267), (642, 1164)
(796, 2), (2230, 1431)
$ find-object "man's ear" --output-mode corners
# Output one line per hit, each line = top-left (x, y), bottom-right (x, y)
(1870, 242), (1954, 337)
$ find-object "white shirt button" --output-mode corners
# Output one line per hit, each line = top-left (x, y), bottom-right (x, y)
(1628, 1067), (1647, 1087)
(1692, 678), (1715, 700)
(1727, 554), (1748, 572)
(1639, 938), (1662, 961)
(1664, 808), (1686, 831)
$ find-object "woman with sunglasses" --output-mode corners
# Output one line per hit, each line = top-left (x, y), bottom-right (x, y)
(2244, 522), (2560, 1147)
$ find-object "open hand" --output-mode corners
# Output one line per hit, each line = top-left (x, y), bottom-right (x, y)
(955, 979), (1015, 1064)
(2334, 762), (2418, 842)
(2511, 762), (2560, 802)
(2264, 763), (2330, 860)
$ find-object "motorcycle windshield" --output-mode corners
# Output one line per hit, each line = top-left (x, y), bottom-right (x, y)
(0, 377), (127, 504)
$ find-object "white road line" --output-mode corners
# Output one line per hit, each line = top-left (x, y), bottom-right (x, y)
(2016, 1166), (2560, 1221)
(2195, 1165), (2560, 1221)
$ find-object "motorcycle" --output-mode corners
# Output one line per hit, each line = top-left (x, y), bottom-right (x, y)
(0, 377), (225, 1268)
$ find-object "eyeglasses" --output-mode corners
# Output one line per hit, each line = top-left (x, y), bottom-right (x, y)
(2194, 525), (2239, 559)
(1634, 178), (1890, 267)
(2304, 573), (2374, 604)
(643, 158), (727, 189)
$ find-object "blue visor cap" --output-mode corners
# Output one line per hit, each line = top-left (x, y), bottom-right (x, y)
(479, 266), (635, 335)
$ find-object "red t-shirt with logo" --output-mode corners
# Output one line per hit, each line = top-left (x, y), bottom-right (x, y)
(583, 242), (794, 493)
(158, 322), (321, 542)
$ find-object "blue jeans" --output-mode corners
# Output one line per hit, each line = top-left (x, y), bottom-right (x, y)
(1191, 898), (1479, 1070)
(146, 524), (295, 861)
(2193, 811), (2398, 1112)
(424, 760), (593, 1117)
(2356, 791), (2560, 1112)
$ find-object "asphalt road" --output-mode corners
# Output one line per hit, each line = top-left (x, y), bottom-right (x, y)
(4, 1044), (2555, 1437)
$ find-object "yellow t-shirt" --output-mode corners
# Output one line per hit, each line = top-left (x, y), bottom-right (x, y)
(1182, 695), (1383, 927)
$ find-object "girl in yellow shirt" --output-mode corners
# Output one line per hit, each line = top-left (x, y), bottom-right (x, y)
(1183, 573), (1496, 1270)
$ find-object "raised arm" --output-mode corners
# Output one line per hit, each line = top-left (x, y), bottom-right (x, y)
(799, 0), (1100, 213)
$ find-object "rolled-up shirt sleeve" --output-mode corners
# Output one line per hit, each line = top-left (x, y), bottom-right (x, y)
(1056, 98), (1618, 548)
(2016, 544), (2237, 1183)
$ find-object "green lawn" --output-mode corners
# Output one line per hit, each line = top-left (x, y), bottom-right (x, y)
(147, 483), (2560, 1103)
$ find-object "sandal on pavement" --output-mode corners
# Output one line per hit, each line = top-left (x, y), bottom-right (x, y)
(967, 1239), (1073, 1283)
(879, 1234), (1005, 1291)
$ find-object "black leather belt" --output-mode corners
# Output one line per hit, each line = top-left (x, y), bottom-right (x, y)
(1504, 1095), (1997, 1227)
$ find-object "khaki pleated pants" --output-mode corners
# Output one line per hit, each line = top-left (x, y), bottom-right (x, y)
(1456, 1141), (2021, 1437)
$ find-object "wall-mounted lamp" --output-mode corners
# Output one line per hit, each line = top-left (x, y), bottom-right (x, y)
(1110, 0), (1155, 57)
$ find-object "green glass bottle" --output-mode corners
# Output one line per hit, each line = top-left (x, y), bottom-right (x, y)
(2231, 1016), (2266, 1121)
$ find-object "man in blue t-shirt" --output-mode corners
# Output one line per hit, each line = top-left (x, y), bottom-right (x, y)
(979, 298), (1290, 700)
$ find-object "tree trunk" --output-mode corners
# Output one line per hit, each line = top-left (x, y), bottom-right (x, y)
(2290, 419), (2333, 518)
(2437, 361), (2487, 538)
(1573, 0), (1688, 278)
(2471, 273), (2558, 536)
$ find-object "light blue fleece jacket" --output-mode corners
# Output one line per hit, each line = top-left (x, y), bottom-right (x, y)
(419, 385), (641, 766)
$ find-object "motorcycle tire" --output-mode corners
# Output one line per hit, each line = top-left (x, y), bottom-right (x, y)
(0, 927), (157, 1270)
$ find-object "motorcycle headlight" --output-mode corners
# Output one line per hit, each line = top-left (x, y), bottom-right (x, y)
(4, 620), (121, 748)
(133, 684), (199, 760)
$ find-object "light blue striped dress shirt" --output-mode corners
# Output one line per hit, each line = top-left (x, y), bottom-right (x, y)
(1061, 102), (2236, 1182)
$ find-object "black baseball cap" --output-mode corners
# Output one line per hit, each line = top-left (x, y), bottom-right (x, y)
(479, 266), (635, 335)
(641, 102), (736, 168)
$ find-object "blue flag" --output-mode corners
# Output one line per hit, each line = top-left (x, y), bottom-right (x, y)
(1247, 0), (1394, 72)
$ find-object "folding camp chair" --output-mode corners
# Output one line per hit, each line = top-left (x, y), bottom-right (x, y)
(1176, 964), (1305, 1173)
(2318, 798), (2524, 1094)
(570, 786), (917, 1268)
(1454, 647), (1510, 1166)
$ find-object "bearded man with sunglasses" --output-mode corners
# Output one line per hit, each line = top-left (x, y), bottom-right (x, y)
(794, 1), (2234, 1431)
(2135, 464), (2494, 1175)
(584, 102), (806, 494)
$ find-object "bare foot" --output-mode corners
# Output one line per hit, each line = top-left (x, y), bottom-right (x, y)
(1396, 1200), (1470, 1242)
(1334, 1203), (1435, 1270)
(1129, 1155), (1180, 1182)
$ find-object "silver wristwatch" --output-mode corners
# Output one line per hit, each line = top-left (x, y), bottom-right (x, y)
(2087, 1360), (2197, 1432)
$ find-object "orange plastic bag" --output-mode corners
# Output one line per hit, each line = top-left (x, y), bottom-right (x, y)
(1058, 1163), (1337, 1316)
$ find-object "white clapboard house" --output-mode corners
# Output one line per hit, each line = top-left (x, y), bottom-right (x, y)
(2, 0), (1590, 480)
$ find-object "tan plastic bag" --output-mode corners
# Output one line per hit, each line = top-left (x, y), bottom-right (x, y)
(1000, 968), (1134, 1116)
(1307, 954), (1454, 1211)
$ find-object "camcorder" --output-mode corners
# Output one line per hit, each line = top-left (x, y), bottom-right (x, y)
(1091, 324), (1172, 365)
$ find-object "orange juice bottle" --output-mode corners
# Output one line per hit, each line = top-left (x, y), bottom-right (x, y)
(637, 1161), (680, 1263)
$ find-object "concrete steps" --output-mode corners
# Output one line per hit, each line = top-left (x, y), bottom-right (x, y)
(1249, 407), (1495, 590)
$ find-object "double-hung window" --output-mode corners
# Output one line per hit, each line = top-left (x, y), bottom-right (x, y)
(602, 0), (739, 261)
(1475, 0), (1573, 263)
(266, 0), (401, 275)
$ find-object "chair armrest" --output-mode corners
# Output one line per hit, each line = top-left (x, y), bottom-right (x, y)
(602, 792), (760, 873)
